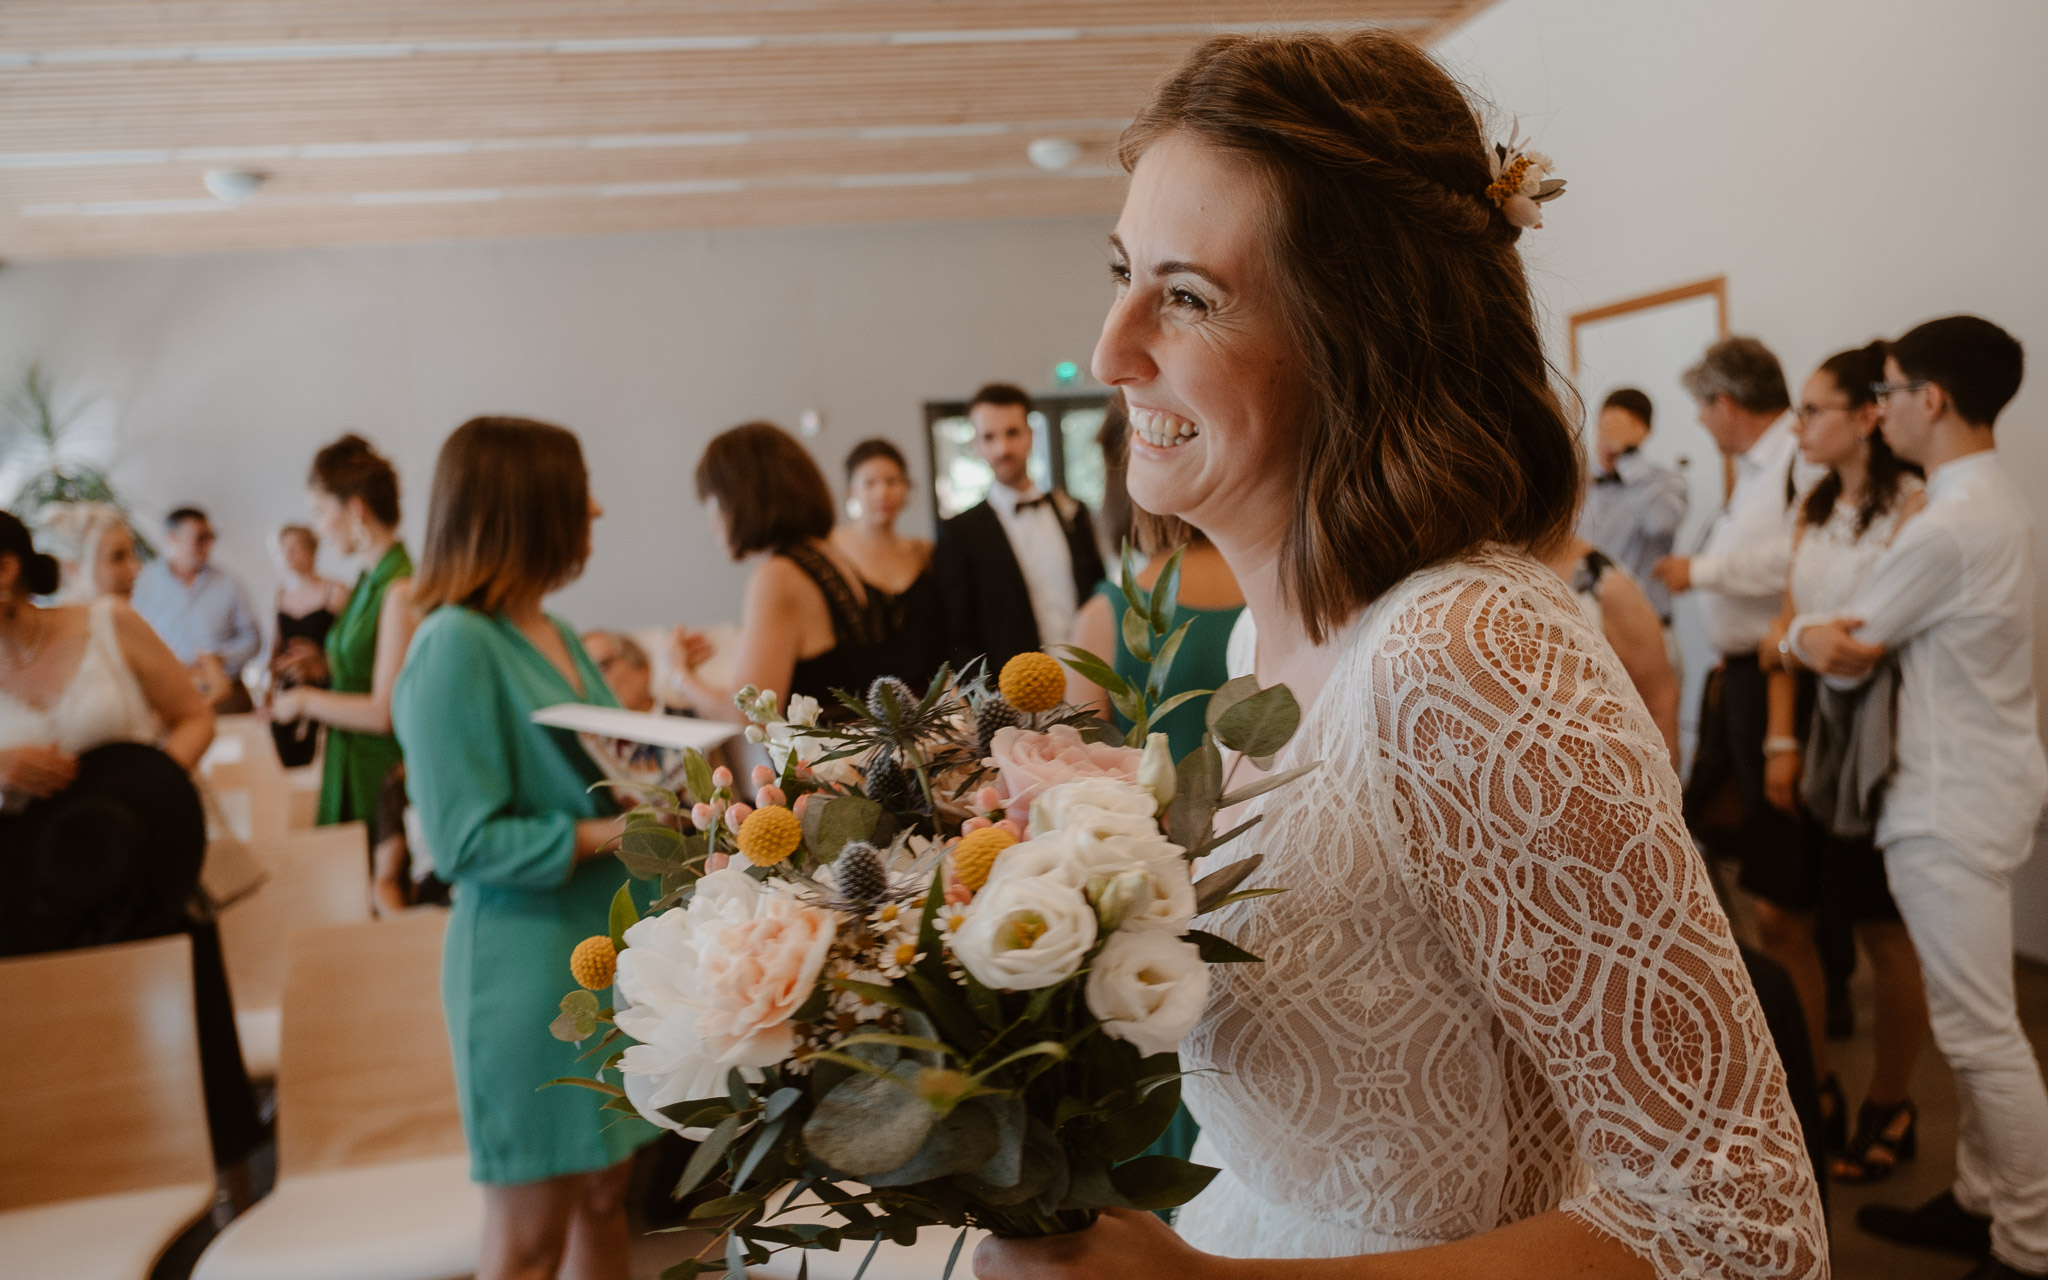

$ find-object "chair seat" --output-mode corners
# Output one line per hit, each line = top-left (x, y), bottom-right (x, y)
(193, 1154), (481, 1280)
(748, 1194), (987, 1280)
(0, 1181), (213, 1280)
(235, 1007), (280, 1080)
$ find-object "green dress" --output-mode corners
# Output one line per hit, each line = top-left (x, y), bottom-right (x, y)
(316, 542), (412, 827)
(1092, 579), (1241, 1170)
(393, 606), (655, 1184)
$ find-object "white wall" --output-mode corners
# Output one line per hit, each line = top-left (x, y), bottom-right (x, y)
(0, 214), (1115, 631)
(1438, 0), (2048, 957)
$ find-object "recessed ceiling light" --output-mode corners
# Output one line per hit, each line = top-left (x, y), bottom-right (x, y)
(202, 169), (265, 203)
(1026, 138), (1081, 171)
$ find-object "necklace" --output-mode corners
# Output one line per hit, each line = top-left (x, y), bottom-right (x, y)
(0, 608), (50, 670)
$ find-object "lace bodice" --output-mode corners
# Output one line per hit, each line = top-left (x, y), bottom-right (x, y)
(0, 598), (157, 756)
(1179, 549), (1824, 1277)
(1789, 477), (1923, 616)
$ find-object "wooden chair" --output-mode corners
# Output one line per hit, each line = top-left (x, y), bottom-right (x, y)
(194, 909), (482, 1280)
(217, 822), (373, 1079)
(203, 714), (293, 842)
(0, 935), (217, 1278)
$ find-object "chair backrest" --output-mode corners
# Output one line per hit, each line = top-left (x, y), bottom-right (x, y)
(275, 909), (464, 1178)
(218, 822), (372, 1019)
(0, 935), (214, 1211)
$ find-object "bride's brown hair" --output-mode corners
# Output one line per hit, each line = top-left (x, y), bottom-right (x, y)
(1120, 32), (1581, 642)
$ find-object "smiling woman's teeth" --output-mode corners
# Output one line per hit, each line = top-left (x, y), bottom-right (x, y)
(1131, 407), (1201, 449)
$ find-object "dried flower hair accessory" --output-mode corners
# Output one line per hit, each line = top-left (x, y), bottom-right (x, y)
(1486, 122), (1565, 229)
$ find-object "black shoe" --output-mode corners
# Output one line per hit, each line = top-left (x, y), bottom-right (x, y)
(1961, 1258), (2048, 1280)
(1857, 1190), (1993, 1257)
(1817, 1073), (1848, 1154)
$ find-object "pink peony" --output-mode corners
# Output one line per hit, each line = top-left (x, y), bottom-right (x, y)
(695, 896), (836, 1062)
(987, 724), (1143, 813)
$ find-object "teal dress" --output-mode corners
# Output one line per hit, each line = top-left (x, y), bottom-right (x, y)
(393, 606), (655, 1184)
(317, 542), (411, 827)
(1092, 580), (1241, 1169)
(1093, 580), (1244, 764)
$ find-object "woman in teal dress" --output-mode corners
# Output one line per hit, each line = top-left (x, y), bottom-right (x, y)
(1068, 506), (1243, 1173)
(393, 416), (650, 1280)
(268, 435), (415, 828)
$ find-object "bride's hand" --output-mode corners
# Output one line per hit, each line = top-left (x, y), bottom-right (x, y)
(973, 1208), (1209, 1279)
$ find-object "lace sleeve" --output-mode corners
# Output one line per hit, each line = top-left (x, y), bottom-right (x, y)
(1367, 567), (1825, 1279)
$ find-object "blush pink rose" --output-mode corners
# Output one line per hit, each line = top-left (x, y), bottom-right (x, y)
(987, 724), (1143, 813)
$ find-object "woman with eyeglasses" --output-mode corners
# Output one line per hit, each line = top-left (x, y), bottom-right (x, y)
(1759, 339), (1929, 1184)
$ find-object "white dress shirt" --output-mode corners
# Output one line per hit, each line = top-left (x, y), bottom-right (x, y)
(986, 481), (1079, 647)
(1792, 451), (2048, 869)
(1689, 415), (1824, 656)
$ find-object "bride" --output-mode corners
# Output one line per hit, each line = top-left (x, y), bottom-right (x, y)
(976, 31), (1824, 1280)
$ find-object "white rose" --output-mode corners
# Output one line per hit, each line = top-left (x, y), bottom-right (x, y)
(1028, 777), (1156, 836)
(1138, 733), (1176, 810)
(1084, 931), (1210, 1057)
(986, 826), (1194, 936)
(614, 869), (834, 1129)
(950, 873), (1097, 990)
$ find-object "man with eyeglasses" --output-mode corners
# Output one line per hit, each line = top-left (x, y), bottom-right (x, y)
(1795, 315), (2048, 1280)
(131, 506), (260, 710)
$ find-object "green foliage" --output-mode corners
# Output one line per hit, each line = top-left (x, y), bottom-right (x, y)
(2, 365), (150, 555)
(549, 989), (601, 1042)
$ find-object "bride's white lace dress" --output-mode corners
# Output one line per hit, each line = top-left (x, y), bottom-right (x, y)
(1177, 549), (1825, 1278)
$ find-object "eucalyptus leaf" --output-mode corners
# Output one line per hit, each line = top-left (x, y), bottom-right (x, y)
(1167, 740), (1222, 854)
(658, 1096), (734, 1130)
(731, 1115), (787, 1188)
(1213, 683), (1300, 760)
(1207, 886), (1289, 909)
(804, 1062), (935, 1176)
(1108, 1155), (1221, 1210)
(863, 1093), (1002, 1187)
(1186, 929), (1263, 964)
(1216, 762), (1321, 811)
(682, 747), (716, 805)
(1182, 815), (1262, 862)
(808, 796), (883, 863)
(607, 883), (640, 952)
(1191, 853), (1264, 913)
(690, 1191), (766, 1220)
(1047, 645), (1132, 701)
(674, 1112), (743, 1199)
(549, 989), (600, 1042)
(541, 1074), (623, 1097)
(1203, 675), (1260, 733)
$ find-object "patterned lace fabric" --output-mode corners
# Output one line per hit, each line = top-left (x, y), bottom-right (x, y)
(1178, 548), (1825, 1277)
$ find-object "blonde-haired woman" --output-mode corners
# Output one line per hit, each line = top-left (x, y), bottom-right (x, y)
(35, 502), (141, 603)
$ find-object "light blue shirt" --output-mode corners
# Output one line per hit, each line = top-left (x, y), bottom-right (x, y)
(1576, 449), (1688, 622)
(132, 559), (261, 671)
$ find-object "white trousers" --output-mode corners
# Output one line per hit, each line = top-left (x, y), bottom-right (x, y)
(1885, 835), (2048, 1271)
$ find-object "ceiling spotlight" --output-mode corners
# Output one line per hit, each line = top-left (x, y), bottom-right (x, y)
(203, 169), (266, 204)
(1026, 137), (1081, 171)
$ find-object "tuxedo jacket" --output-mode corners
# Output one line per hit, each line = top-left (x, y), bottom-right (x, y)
(933, 492), (1106, 677)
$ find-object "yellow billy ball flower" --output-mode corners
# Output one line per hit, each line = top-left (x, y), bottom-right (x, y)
(999, 651), (1065, 714)
(952, 825), (1017, 891)
(738, 804), (803, 867)
(569, 935), (618, 991)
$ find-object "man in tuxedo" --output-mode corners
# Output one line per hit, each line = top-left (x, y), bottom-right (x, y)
(934, 383), (1106, 675)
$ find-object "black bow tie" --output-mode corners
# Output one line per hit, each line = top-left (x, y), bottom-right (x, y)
(1013, 494), (1054, 512)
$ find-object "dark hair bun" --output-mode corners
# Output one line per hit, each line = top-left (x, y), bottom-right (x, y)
(0, 510), (61, 596)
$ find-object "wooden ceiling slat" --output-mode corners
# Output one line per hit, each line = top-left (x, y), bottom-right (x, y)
(0, 2), (1461, 50)
(0, 1), (1494, 260)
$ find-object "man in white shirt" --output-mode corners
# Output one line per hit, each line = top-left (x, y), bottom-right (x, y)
(1797, 316), (2048, 1280)
(1577, 387), (1688, 622)
(1654, 337), (1831, 1046)
(933, 384), (1105, 675)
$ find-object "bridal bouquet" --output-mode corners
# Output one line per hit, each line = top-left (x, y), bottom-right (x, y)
(549, 550), (1311, 1276)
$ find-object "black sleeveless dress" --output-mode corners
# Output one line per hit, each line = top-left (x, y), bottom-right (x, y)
(779, 543), (900, 713)
(271, 606), (335, 767)
(882, 565), (948, 693)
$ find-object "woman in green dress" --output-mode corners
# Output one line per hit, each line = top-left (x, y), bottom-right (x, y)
(393, 417), (649, 1280)
(268, 438), (416, 879)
